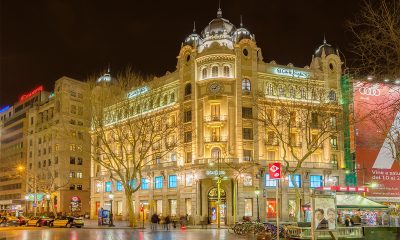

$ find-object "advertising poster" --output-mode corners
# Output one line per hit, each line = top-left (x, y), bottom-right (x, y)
(313, 197), (336, 230)
(353, 81), (400, 198)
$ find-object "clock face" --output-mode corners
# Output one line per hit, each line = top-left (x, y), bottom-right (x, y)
(208, 82), (222, 94)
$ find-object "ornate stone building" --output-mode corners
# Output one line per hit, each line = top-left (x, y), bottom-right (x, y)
(90, 8), (345, 224)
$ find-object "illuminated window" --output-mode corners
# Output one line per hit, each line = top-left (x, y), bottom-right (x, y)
(243, 175), (253, 186)
(288, 174), (301, 188)
(300, 88), (307, 99)
(265, 174), (278, 187)
(243, 150), (252, 161)
(278, 85), (285, 97)
(330, 136), (338, 150)
(223, 66), (230, 77)
(168, 175), (177, 188)
(105, 181), (112, 192)
(244, 198), (253, 216)
(310, 175), (323, 188)
(77, 185), (83, 190)
(154, 176), (163, 189)
(243, 128), (253, 140)
(202, 68), (208, 79)
(328, 90), (336, 101)
(76, 172), (83, 178)
(289, 86), (296, 98)
(185, 174), (193, 186)
(116, 181), (123, 191)
(266, 199), (277, 218)
(141, 178), (149, 190)
(242, 79), (251, 91)
(95, 181), (102, 192)
(212, 66), (218, 77)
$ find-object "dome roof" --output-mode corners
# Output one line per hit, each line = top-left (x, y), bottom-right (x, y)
(184, 33), (202, 47)
(201, 8), (236, 38)
(315, 39), (336, 57)
(233, 27), (253, 43)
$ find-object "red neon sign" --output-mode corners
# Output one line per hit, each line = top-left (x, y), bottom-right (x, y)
(19, 86), (43, 102)
(316, 186), (369, 193)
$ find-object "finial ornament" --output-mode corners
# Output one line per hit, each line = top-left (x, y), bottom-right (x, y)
(323, 33), (327, 44)
(193, 21), (196, 33)
(240, 15), (243, 27)
(217, 0), (222, 18)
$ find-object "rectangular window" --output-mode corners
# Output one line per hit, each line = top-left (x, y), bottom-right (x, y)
(266, 199), (277, 218)
(168, 175), (177, 188)
(76, 172), (83, 178)
(156, 200), (163, 215)
(70, 184), (75, 190)
(71, 105), (77, 114)
(185, 174), (193, 186)
(77, 158), (83, 165)
(141, 178), (149, 190)
(95, 181), (102, 193)
(244, 198), (253, 216)
(154, 176), (163, 189)
(129, 179), (136, 189)
(310, 175), (323, 188)
(116, 201), (123, 216)
(265, 174), (278, 187)
(70, 157), (75, 164)
(184, 110), (192, 122)
(185, 152), (192, 163)
(243, 128), (253, 140)
(211, 104), (220, 118)
(105, 181), (112, 192)
(242, 107), (253, 118)
(330, 136), (338, 150)
(288, 174), (301, 188)
(69, 171), (75, 178)
(77, 184), (83, 190)
(184, 131), (192, 143)
(116, 181), (123, 191)
(243, 150), (252, 161)
(170, 199), (177, 216)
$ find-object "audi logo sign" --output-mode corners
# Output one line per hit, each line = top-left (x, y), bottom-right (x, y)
(359, 87), (381, 96)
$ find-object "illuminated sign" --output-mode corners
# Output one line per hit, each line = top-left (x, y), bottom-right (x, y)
(49, 92), (55, 99)
(206, 170), (226, 176)
(273, 67), (310, 79)
(316, 186), (369, 193)
(26, 193), (45, 202)
(19, 86), (44, 102)
(0, 105), (10, 114)
(127, 86), (149, 99)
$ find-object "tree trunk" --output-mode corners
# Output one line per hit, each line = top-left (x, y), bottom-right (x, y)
(126, 192), (136, 227)
(289, 174), (301, 222)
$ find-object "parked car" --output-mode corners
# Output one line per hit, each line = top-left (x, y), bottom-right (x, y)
(17, 216), (27, 226)
(39, 217), (53, 227)
(26, 217), (41, 226)
(5, 216), (21, 226)
(49, 216), (84, 228)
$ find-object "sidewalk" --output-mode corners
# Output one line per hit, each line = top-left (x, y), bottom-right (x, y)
(83, 219), (228, 229)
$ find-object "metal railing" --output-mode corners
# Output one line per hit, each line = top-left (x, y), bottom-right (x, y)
(204, 115), (227, 122)
(285, 226), (363, 239)
(204, 136), (228, 142)
(260, 160), (337, 169)
(193, 158), (240, 165)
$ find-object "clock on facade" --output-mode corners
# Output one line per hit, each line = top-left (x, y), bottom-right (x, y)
(208, 82), (222, 94)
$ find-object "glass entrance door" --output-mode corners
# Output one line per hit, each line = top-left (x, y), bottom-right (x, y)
(208, 188), (227, 225)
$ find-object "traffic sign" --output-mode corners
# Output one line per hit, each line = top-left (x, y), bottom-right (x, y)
(269, 163), (281, 179)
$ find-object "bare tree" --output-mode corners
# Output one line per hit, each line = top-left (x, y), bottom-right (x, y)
(348, 0), (400, 79)
(255, 86), (341, 221)
(89, 69), (183, 227)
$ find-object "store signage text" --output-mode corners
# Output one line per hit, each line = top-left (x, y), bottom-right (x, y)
(273, 67), (310, 79)
(206, 170), (226, 176)
(19, 86), (44, 102)
(127, 86), (149, 99)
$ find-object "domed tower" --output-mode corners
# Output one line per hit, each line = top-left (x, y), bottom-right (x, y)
(183, 22), (203, 48)
(311, 37), (342, 90)
(232, 16), (255, 43)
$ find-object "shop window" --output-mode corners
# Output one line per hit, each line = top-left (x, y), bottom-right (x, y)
(310, 175), (323, 188)
(244, 198), (253, 216)
(105, 181), (112, 192)
(116, 181), (123, 191)
(266, 199), (277, 218)
(265, 174), (278, 188)
(288, 174), (301, 188)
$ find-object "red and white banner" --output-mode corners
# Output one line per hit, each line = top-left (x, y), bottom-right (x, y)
(269, 163), (281, 179)
(354, 81), (400, 198)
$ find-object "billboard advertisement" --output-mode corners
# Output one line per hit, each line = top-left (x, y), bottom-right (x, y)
(353, 81), (400, 199)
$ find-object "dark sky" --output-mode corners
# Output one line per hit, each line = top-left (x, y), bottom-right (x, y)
(0, 0), (363, 106)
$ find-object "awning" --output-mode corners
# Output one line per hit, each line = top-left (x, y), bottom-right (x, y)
(336, 194), (388, 209)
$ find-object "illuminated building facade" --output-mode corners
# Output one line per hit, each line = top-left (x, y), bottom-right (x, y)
(26, 77), (91, 215)
(90, 9), (346, 224)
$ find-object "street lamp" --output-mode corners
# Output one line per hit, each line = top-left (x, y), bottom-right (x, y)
(24, 195), (29, 216)
(255, 188), (260, 222)
(109, 194), (115, 227)
(46, 194), (50, 216)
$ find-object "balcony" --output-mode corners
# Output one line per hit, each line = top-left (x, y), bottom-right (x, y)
(260, 160), (338, 169)
(265, 139), (279, 146)
(204, 115), (227, 122)
(193, 158), (239, 165)
(204, 136), (228, 143)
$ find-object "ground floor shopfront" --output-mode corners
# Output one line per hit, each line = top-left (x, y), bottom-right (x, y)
(90, 163), (345, 224)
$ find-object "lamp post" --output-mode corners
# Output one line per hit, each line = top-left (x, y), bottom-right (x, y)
(109, 194), (115, 227)
(255, 188), (260, 222)
(46, 194), (50, 216)
(24, 195), (29, 216)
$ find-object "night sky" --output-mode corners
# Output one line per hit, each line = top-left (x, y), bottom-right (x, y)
(0, 0), (363, 106)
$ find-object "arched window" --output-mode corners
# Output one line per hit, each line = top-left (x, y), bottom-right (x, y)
(223, 66), (230, 77)
(328, 90), (336, 101)
(266, 83), (274, 96)
(289, 86), (296, 98)
(170, 92), (175, 102)
(163, 95), (168, 105)
(202, 68), (208, 79)
(211, 147), (221, 159)
(212, 66), (219, 77)
(242, 79), (251, 91)
(311, 89), (318, 100)
(300, 88), (307, 99)
(278, 85), (286, 97)
(184, 83), (192, 96)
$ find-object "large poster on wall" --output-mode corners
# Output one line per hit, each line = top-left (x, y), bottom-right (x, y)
(353, 81), (400, 199)
(313, 196), (336, 230)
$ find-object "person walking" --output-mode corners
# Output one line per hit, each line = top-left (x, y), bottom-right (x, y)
(165, 215), (170, 230)
(151, 213), (159, 231)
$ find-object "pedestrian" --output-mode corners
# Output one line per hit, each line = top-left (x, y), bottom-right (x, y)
(345, 215), (354, 227)
(165, 215), (170, 230)
(151, 213), (159, 231)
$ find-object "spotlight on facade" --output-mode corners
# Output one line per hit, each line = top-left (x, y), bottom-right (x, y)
(383, 79), (390, 82)
(367, 76), (373, 81)
(395, 79), (400, 85)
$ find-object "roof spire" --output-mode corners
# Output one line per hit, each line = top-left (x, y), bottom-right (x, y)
(217, 0), (222, 18)
(240, 15), (243, 27)
(323, 33), (327, 44)
(193, 21), (196, 33)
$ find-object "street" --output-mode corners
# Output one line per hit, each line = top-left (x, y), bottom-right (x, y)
(0, 228), (256, 240)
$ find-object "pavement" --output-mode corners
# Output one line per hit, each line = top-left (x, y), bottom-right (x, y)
(0, 227), (256, 240)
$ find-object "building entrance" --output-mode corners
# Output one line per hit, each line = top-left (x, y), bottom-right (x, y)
(208, 187), (226, 225)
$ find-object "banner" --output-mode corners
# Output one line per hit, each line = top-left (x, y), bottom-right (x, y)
(353, 81), (400, 198)
(268, 163), (281, 179)
(313, 196), (336, 230)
